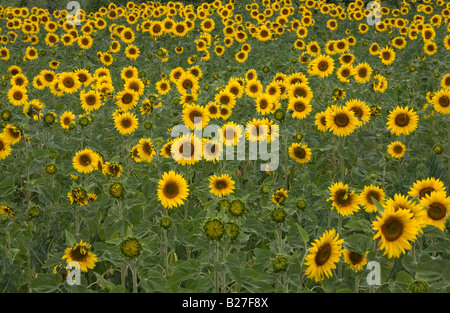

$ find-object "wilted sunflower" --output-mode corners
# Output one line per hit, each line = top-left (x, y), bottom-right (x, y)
(72, 148), (99, 174)
(343, 250), (367, 273)
(209, 174), (235, 197)
(289, 142), (312, 164)
(386, 106), (418, 136)
(328, 182), (360, 216)
(419, 191), (450, 231)
(272, 188), (288, 205)
(304, 229), (343, 282)
(67, 187), (89, 206)
(62, 239), (98, 272)
(157, 170), (189, 209)
(372, 206), (420, 259)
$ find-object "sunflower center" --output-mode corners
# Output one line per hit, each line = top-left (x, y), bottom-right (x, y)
(122, 93), (133, 104)
(176, 25), (185, 33)
(334, 113), (350, 127)
(335, 189), (352, 206)
(215, 179), (228, 190)
(259, 99), (268, 109)
(189, 110), (203, 123)
(294, 86), (307, 97)
(315, 243), (332, 266)
(341, 69), (350, 77)
(382, 51), (391, 60)
(69, 246), (89, 262)
(358, 67), (368, 78)
(220, 95), (230, 105)
(79, 154), (91, 166)
(86, 94), (97, 105)
(0, 141), (4, 150)
(13, 91), (23, 100)
(394, 113), (410, 127)
(318, 60), (329, 71)
(427, 202), (447, 220)
(63, 77), (75, 88)
(179, 142), (195, 157)
(121, 117), (132, 128)
(350, 107), (363, 118)
(163, 181), (179, 199)
(143, 142), (153, 154)
(348, 251), (363, 264)
(438, 95), (449, 108)
(182, 79), (193, 90)
(63, 117), (71, 125)
(294, 146), (306, 159)
(249, 84), (258, 93)
(78, 73), (87, 83)
(381, 216), (403, 241)
(366, 191), (380, 205)
(393, 144), (404, 154)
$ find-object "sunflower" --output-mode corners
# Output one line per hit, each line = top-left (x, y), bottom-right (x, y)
(172, 22), (188, 37)
(386, 106), (419, 136)
(116, 88), (139, 111)
(0, 205), (14, 217)
(73, 148), (99, 174)
(419, 191), (450, 231)
(287, 98), (311, 120)
(78, 35), (93, 49)
(343, 250), (367, 273)
(221, 122), (244, 146)
(159, 140), (173, 159)
(182, 103), (210, 130)
(120, 66), (138, 81)
(372, 206), (420, 258)
(0, 134), (12, 160)
(114, 111), (139, 135)
(432, 89), (450, 114)
(288, 82), (313, 102)
(155, 79), (171, 95)
(74, 69), (92, 87)
(315, 111), (329, 132)
(10, 73), (28, 87)
(255, 93), (274, 115)
(80, 89), (102, 113)
(205, 101), (220, 119)
(25, 46), (38, 61)
(288, 142), (311, 164)
(304, 229), (343, 282)
(103, 162), (123, 178)
(209, 174), (235, 197)
(2, 124), (21, 145)
(310, 54), (335, 78)
(60, 111), (76, 130)
(328, 182), (360, 216)
(325, 105), (359, 136)
(379, 46), (396, 66)
(7, 86), (28, 106)
(353, 62), (372, 84)
(62, 239), (98, 272)
(358, 185), (385, 213)
(171, 134), (203, 166)
(272, 188), (288, 205)
(58, 72), (81, 94)
(387, 141), (406, 159)
(409, 177), (446, 200)
(124, 77), (145, 96)
(215, 89), (236, 108)
(245, 79), (263, 98)
(137, 138), (156, 163)
(39, 69), (56, 87)
(423, 41), (437, 55)
(176, 72), (199, 95)
(336, 65), (354, 83)
(125, 44), (140, 60)
(385, 193), (428, 231)
(202, 138), (222, 163)
(157, 170), (189, 209)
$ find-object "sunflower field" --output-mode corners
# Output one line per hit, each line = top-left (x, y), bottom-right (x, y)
(0, 0), (450, 295)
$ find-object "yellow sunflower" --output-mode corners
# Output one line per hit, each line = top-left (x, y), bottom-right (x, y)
(137, 138), (156, 163)
(358, 185), (385, 213)
(386, 106), (418, 136)
(419, 191), (450, 231)
(325, 105), (359, 137)
(114, 111), (139, 135)
(60, 111), (76, 130)
(409, 177), (446, 200)
(343, 250), (367, 273)
(288, 142), (312, 164)
(62, 239), (98, 272)
(387, 141), (406, 159)
(328, 182), (360, 216)
(157, 170), (189, 209)
(304, 229), (343, 282)
(72, 148), (99, 174)
(0, 134), (12, 160)
(209, 174), (235, 197)
(372, 206), (420, 258)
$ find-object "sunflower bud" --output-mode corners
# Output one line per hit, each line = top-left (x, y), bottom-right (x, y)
(204, 218), (225, 241)
(217, 199), (230, 211)
(409, 279), (429, 293)
(27, 205), (40, 219)
(120, 236), (143, 260)
(270, 207), (287, 223)
(43, 113), (56, 126)
(168, 250), (178, 266)
(226, 222), (240, 240)
(296, 198), (307, 211)
(1, 109), (11, 121)
(272, 254), (288, 273)
(433, 144), (443, 154)
(160, 216), (172, 229)
(229, 199), (245, 217)
(109, 181), (124, 199)
(45, 164), (57, 175)
(144, 121), (152, 130)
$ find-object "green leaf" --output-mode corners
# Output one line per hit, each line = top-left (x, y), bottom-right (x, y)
(167, 259), (200, 287)
(109, 285), (126, 293)
(343, 234), (373, 255)
(65, 230), (76, 246)
(0, 177), (15, 197)
(415, 259), (450, 282)
(30, 274), (62, 293)
(296, 223), (309, 244)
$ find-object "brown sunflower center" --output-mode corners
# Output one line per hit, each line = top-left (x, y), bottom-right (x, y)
(13, 91), (23, 100)
(122, 93), (133, 104)
(163, 181), (179, 199)
(394, 113), (410, 127)
(438, 95), (449, 108)
(86, 94), (97, 106)
(121, 117), (132, 128)
(294, 146), (306, 159)
(318, 60), (329, 71)
(358, 67), (368, 78)
(381, 216), (403, 241)
(179, 142), (195, 157)
(63, 77), (75, 88)
(215, 179), (228, 190)
(315, 243), (332, 266)
(427, 202), (447, 220)
(79, 154), (92, 166)
(348, 251), (363, 264)
(334, 113), (350, 127)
